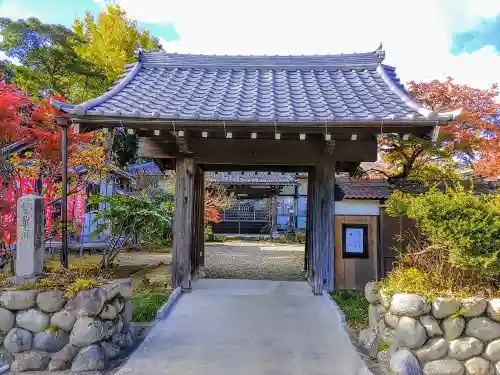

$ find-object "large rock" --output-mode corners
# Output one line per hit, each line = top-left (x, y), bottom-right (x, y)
(71, 344), (105, 372)
(448, 337), (484, 360)
(100, 303), (117, 320)
(10, 351), (50, 372)
(443, 316), (465, 340)
(389, 348), (422, 375)
(494, 361), (500, 375)
(121, 301), (133, 324)
(484, 339), (500, 362)
(390, 294), (430, 317)
(381, 327), (395, 345)
(419, 315), (443, 337)
(103, 279), (132, 301)
(101, 341), (121, 360)
(68, 287), (106, 317)
(0, 350), (14, 367)
(487, 299), (500, 322)
(36, 290), (65, 313)
(114, 314), (124, 334)
(415, 338), (449, 362)
(377, 349), (391, 364)
(33, 328), (69, 352)
(50, 308), (77, 331)
(465, 317), (500, 341)
(122, 323), (138, 341)
(3, 328), (32, 353)
(395, 316), (427, 349)
(0, 290), (37, 310)
(69, 317), (105, 347)
(16, 308), (49, 332)
(461, 297), (487, 317)
(112, 332), (134, 349)
(111, 297), (124, 313)
(423, 359), (464, 375)
(464, 357), (494, 375)
(48, 344), (79, 371)
(358, 328), (380, 358)
(365, 282), (379, 304)
(432, 297), (460, 319)
(103, 320), (114, 340)
(0, 307), (14, 332)
(385, 313), (400, 329)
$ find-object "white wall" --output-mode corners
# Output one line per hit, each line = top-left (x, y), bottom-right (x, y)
(335, 199), (381, 216)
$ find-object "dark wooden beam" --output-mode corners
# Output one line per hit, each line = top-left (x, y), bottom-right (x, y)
(191, 165), (205, 277)
(138, 138), (377, 164)
(172, 156), (194, 290)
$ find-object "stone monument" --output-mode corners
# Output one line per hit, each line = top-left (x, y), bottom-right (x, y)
(11, 194), (45, 283)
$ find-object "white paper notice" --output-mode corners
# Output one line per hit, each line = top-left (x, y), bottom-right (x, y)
(345, 227), (364, 253)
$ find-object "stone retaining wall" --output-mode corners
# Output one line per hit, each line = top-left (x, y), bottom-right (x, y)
(360, 282), (500, 375)
(0, 279), (137, 372)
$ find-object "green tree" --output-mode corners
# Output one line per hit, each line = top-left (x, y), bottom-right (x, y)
(0, 17), (103, 101)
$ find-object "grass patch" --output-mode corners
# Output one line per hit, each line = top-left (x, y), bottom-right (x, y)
(131, 282), (172, 322)
(329, 290), (369, 332)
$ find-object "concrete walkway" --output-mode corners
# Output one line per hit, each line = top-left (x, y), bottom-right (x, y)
(116, 279), (370, 375)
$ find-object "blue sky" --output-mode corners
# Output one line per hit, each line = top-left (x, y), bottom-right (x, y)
(0, 0), (499, 90)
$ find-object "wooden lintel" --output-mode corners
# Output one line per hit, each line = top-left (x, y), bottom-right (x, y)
(138, 138), (377, 164)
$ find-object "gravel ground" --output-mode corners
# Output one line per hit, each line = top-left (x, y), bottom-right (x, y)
(203, 242), (306, 281)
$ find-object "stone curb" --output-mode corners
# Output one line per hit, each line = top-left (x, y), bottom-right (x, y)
(322, 290), (348, 328)
(155, 286), (183, 321)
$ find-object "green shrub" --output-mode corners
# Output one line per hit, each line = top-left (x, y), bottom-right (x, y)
(329, 290), (369, 331)
(132, 284), (172, 322)
(386, 186), (500, 276)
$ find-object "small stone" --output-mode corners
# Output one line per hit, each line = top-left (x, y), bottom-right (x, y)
(419, 315), (443, 337)
(423, 359), (464, 375)
(390, 348), (422, 375)
(0, 350), (14, 367)
(487, 299), (500, 322)
(448, 337), (484, 360)
(466, 317), (500, 341)
(0, 290), (37, 310)
(111, 297), (124, 313)
(48, 344), (79, 371)
(381, 327), (394, 345)
(16, 308), (50, 332)
(33, 328), (69, 352)
(114, 314), (124, 335)
(71, 344), (105, 372)
(443, 316), (466, 340)
(69, 317), (105, 347)
(122, 323), (138, 340)
(395, 316), (427, 349)
(4, 328), (32, 353)
(432, 297), (460, 319)
(100, 303), (118, 320)
(36, 290), (65, 313)
(385, 313), (400, 329)
(10, 351), (50, 372)
(461, 297), (487, 317)
(70, 287), (106, 317)
(415, 338), (449, 362)
(390, 294), (430, 317)
(365, 282), (379, 304)
(0, 307), (14, 332)
(493, 361), (500, 375)
(377, 349), (390, 364)
(464, 357), (493, 375)
(50, 309), (77, 331)
(121, 301), (133, 324)
(484, 339), (500, 362)
(358, 328), (380, 358)
(103, 320), (114, 340)
(112, 332), (134, 349)
(101, 341), (121, 360)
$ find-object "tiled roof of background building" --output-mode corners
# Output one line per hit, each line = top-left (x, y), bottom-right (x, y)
(52, 48), (461, 124)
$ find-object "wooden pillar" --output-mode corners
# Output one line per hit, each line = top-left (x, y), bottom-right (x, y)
(311, 162), (335, 294)
(172, 156), (194, 290)
(191, 165), (205, 279)
(305, 169), (315, 284)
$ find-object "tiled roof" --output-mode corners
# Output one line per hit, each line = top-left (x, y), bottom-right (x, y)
(205, 172), (297, 185)
(52, 48), (461, 124)
(337, 180), (389, 199)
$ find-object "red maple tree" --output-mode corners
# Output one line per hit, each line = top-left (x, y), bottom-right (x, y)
(407, 78), (499, 179)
